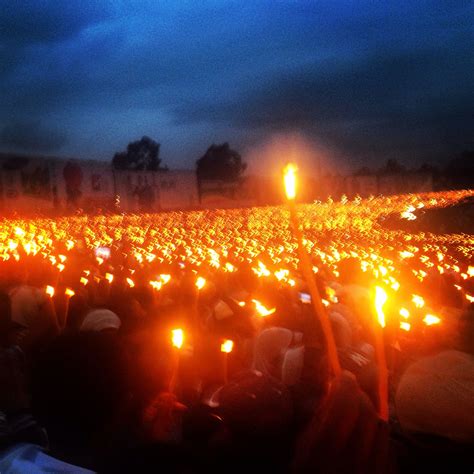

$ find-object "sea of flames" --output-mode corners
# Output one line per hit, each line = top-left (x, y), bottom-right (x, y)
(1, 189), (473, 331)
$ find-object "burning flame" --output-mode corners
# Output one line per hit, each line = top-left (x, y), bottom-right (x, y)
(195, 276), (206, 290)
(399, 308), (410, 319)
(375, 286), (388, 328)
(400, 321), (411, 331)
(252, 299), (276, 317)
(283, 163), (297, 200)
(221, 339), (234, 353)
(423, 314), (441, 326)
(412, 294), (425, 308)
(171, 328), (184, 349)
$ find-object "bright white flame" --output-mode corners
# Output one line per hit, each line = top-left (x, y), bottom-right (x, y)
(283, 163), (297, 200)
(252, 299), (276, 317)
(171, 328), (184, 349)
(375, 286), (388, 328)
(221, 339), (234, 353)
(423, 314), (441, 326)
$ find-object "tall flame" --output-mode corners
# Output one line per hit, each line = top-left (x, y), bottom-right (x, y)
(283, 163), (297, 200)
(171, 328), (184, 349)
(375, 286), (388, 328)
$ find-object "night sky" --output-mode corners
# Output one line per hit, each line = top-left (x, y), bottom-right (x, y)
(1, 1), (473, 174)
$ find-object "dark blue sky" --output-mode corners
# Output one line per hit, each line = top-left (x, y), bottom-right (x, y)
(1, 0), (473, 173)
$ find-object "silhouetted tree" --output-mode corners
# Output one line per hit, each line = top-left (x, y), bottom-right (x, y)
(353, 166), (373, 176)
(196, 143), (246, 182)
(379, 159), (406, 175)
(112, 136), (161, 171)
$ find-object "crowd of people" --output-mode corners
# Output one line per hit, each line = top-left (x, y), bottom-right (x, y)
(0, 228), (473, 473)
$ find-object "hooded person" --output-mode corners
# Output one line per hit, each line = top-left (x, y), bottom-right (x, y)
(252, 327), (304, 386)
(80, 309), (121, 333)
(9, 284), (59, 353)
(395, 306), (474, 444)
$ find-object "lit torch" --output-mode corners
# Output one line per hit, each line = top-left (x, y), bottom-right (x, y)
(374, 286), (389, 421)
(221, 339), (234, 383)
(283, 163), (341, 377)
(169, 328), (184, 394)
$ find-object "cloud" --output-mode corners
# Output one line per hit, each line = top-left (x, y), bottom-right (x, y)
(0, 0), (472, 168)
(0, 120), (67, 153)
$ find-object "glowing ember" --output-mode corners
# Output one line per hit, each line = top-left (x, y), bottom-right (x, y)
(45, 285), (55, 298)
(65, 288), (75, 297)
(126, 278), (135, 288)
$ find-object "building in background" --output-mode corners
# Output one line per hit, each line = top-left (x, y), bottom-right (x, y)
(0, 153), (199, 214)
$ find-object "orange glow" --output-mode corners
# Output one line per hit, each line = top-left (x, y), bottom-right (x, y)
(283, 163), (297, 200)
(45, 285), (55, 298)
(80, 277), (89, 286)
(252, 299), (276, 317)
(375, 286), (388, 328)
(126, 277), (135, 288)
(399, 308), (410, 319)
(171, 328), (184, 349)
(65, 288), (75, 297)
(400, 321), (411, 331)
(149, 280), (162, 290)
(221, 339), (234, 353)
(160, 274), (171, 284)
(468, 266), (474, 277)
(412, 294), (425, 308)
(105, 273), (114, 283)
(423, 314), (441, 326)
(195, 276), (206, 290)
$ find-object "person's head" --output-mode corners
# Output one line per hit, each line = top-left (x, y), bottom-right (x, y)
(80, 309), (121, 333)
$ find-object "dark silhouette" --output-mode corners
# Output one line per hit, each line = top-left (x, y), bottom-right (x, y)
(444, 150), (474, 189)
(112, 136), (161, 171)
(196, 143), (246, 182)
(379, 158), (406, 175)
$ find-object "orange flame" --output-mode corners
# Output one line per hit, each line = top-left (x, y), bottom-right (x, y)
(375, 286), (388, 328)
(221, 339), (234, 353)
(171, 328), (184, 349)
(283, 163), (297, 200)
